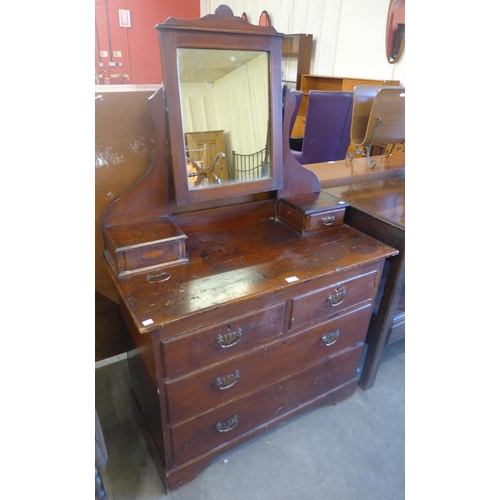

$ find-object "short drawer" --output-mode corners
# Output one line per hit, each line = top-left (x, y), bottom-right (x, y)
(291, 270), (378, 329)
(170, 345), (363, 465)
(278, 191), (347, 234)
(161, 302), (286, 378)
(165, 304), (372, 423)
(307, 207), (345, 231)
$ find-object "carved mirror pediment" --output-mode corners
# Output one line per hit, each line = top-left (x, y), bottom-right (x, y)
(156, 5), (284, 206)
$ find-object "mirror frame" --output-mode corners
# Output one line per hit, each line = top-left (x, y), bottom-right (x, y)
(385, 0), (405, 64)
(156, 5), (284, 206)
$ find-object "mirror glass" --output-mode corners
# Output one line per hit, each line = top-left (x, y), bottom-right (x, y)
(177, 48), (271, 190)
(386, 0), (405, 64)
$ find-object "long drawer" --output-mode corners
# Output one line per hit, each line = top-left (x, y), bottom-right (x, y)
(291, 269), (378, 329)
(165, 304), (371, 422)
(169, 345), (363, 465)
(161, 302), (286, 378)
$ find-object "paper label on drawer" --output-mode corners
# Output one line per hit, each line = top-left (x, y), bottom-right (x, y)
(285, 276), (299, 283)
(142, 319), (154, 326)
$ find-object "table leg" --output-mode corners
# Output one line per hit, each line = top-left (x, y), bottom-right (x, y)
(358, 254), (405, 390)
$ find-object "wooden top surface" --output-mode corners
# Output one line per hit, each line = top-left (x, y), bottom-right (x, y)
(110, 214), (397, 335)
(304, 155), (404, 188)
(324, 177), (405, 229)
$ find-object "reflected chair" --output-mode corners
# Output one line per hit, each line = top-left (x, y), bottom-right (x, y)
(291, 90), (353, 165)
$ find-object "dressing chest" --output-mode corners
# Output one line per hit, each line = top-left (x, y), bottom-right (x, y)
(100, 6), (397, 493)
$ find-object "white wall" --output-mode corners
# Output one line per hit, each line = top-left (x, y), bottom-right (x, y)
(200, 0), (405, 85)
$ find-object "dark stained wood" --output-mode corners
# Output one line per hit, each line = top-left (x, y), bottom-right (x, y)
(323, 177), (405, 390)
(157, 6), (284, 207)
(324, 178), (405, 227)
(169, 346), (363, 464)
(95, 292), (132, 362)
(278, 87), (321, 198)
(99, 5), (400, 493)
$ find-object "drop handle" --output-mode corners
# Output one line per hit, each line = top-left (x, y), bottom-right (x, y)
(321, 330), (340, 346)
(215, 370), (240, 390)
(216, 414), (239, 433)
(216, 328), (243, 348)
(322, 216), (336, 226)
(327, 286), (347, 306)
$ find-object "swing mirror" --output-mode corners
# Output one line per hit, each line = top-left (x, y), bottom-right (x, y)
(156, 5), (283, 206)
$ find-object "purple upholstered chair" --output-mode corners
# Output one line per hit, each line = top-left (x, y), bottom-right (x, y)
(290, 90), (303, 136)
(291, 90), (353, 165)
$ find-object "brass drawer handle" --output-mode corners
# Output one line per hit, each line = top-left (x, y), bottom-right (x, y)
(321, 330), (340, 346)
(215, 370), (240, 390)
(146, 271), (171, 284)
(327, 286), (347, 306)
(216, 414), (239, 433)
(322, 216), (336, 226)
(217, 328), (243, 348)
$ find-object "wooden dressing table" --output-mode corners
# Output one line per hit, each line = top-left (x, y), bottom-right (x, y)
(100, 7), (398, 492)
(305, 157), (405, 390)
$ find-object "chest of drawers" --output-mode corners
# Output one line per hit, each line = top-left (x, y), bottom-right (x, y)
(110, 211), (397, 492)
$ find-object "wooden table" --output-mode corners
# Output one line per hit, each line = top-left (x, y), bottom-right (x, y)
(305, 158), (405, 390)
(305, 154), (405, 188)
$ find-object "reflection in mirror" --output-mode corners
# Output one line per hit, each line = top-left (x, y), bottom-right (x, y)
(177, 48), (271, 190)
(386, 0), (405, 64)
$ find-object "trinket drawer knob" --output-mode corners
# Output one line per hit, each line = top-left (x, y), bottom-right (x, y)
(216, 414), (239, 433)
(327, 286), (347, 306)
(217, 328), (243, 348)
(215, 370), (240, 390)
(321, 330), (340, 346)
(322, 216), (336, 226)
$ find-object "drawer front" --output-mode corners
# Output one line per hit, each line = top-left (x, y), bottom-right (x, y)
(291, 270), (378, 329)
(161, 302), (286, 378)
(121, 239), (186, 273)
(170, 345), (363, 465)
(306, 208), (345, 231)
(165, 304), (371, 423)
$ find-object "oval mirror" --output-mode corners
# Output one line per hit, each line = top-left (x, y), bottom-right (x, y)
(386, 0), (405, 64)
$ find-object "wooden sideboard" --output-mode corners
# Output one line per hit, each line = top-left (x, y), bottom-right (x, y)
(107, 200), (397, 491)
(99, 8), (399, 493)
(305, 157), (405, 389)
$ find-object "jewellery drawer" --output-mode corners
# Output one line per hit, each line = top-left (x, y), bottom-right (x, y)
(169, 344), (363, 465)
(291, 269), (378, 329)
(161, 302), (286, 378)
(165, 304), (372, 422)
(278, 191), (347, 234)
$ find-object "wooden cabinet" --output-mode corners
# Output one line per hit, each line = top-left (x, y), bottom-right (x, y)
(282, 33), (313, 90)
(292, 74), (400, 138)
(115, 214), (395, 491)
(100, 7), (398, 494)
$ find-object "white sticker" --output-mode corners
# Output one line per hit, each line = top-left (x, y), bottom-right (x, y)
(142, 319), (154, 326)
(285, 276), (299, 283)
(338, 201), (346, 204)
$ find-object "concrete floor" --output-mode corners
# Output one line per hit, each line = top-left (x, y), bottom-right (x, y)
(95, 340), (404, 500)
